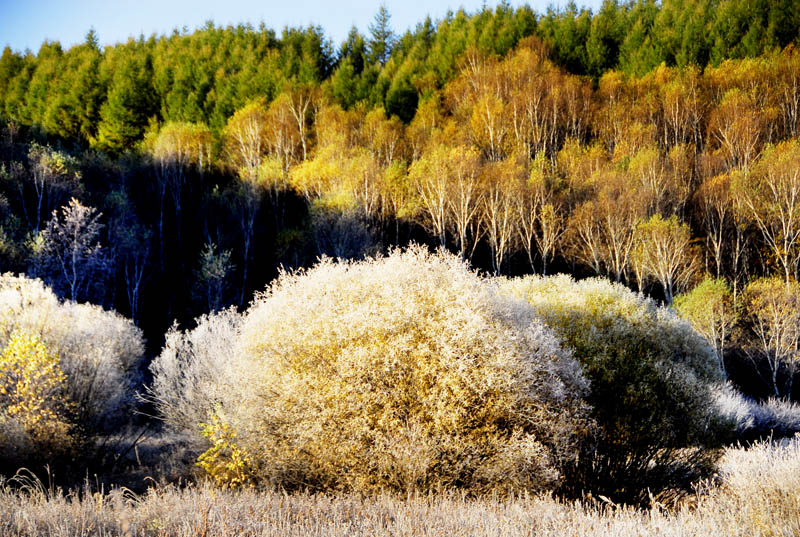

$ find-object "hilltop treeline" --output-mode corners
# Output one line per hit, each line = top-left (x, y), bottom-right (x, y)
(1, 0), (799, 149)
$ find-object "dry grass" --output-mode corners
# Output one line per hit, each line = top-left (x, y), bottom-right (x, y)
(1, 436), (799, 537)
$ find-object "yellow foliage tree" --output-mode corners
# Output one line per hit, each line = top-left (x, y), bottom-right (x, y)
(0, 330), (73, 461)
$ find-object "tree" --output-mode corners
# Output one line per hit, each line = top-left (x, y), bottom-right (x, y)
(95, 55), (154, 153)
(106, 191), (150, 326)
(195, 242), (234, 313)
(31, 198), (107, 303)
(223, 100), (269, 181)
(734, 140), (800, 284)
(482, 157), (521, 274)
(675, 278), (737, 376)
(709, 88), (770, 171)
(568, 168), (645, 283)
(147, 121), (212, 255)
(516, 154), (565, 275)
(632, 214), (699, 304)
(368, 5), (396, 67)
(224, 101), (272, 301)
(408, 145), (451, 248)
(742, 277), (800, 399)
(26, 144), (81, 231)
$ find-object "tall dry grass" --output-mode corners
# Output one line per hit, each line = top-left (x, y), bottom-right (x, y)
(1, 436), (799, 536)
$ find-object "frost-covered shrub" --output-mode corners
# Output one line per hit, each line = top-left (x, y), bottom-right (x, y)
(713, 383), (800, 440)
(151, 247), (589, 494)
(148, 307), (242, 448)
(0, 273), (144, 434)
(499, 274), (727, 501)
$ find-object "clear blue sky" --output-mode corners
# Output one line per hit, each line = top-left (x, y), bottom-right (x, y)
(0, 0), (603, 54)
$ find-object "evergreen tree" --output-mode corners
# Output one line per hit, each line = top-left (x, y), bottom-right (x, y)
(369, 5), (396, 67)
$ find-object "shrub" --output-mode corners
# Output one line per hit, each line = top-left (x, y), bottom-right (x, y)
(499, 274), (727, 501)
(0, 330), (74, 470)
(151, 247), (589, 494)
(0, 273), (144, 436)
(148, 307), (242, 449)
(713, 382), (800, 440)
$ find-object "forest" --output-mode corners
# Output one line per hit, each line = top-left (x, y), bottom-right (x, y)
(4, 0), (800, 534)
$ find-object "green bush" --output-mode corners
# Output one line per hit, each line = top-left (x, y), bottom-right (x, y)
(151, 247), (590, 494)
(499, 274), (728, 502)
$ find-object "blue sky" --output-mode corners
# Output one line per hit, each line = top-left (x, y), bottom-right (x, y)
(0, 0), (603, 53)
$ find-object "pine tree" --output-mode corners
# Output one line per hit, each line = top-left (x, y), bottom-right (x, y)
(369, 5), (396, 67)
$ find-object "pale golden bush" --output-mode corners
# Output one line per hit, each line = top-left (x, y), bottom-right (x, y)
(152, 246), (589, 494)
(0, 273), (144, 433)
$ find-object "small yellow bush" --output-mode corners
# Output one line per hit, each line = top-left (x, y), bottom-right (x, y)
(196, 412), (253, 489)
(0, 330), (73, 463)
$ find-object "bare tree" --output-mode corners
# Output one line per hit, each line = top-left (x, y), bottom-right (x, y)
(32, 198), (107, 302)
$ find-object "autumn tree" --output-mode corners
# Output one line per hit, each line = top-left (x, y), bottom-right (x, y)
(709, 89), (771, 171)
(696, 173), (751, 297)
(408, 144), (452, 248)
(223, 100), (269, 181)
(147, 121), (212, 251)
(742, 277), (800, 398)
(632, 214), (699, 303)
(409, 144), (484, 259)
(675, 278), (737, 375)
(734, 140), (800, 283)
(482, 157), (521, 274)
(26, 144), (81, 231)
(568, 168), (645, 283)
(516, 154), (564, 274)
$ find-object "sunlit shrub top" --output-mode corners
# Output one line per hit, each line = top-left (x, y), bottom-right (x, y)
(153, 246), (590, 494)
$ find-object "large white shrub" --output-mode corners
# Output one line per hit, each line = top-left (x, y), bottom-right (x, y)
(0, 273), (144, 432)
(151, 247), (589, 494)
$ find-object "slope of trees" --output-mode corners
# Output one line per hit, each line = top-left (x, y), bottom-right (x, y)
(1, 1), (800, 401)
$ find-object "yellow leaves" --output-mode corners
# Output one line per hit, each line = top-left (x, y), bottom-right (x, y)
(197, 412), (253, 489)
(0, 329), (73, 452)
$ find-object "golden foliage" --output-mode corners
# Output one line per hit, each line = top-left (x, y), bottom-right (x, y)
(196, 412), (253, 489)
(0, 330), (73, 457)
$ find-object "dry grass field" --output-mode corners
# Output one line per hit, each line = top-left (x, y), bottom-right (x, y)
(1, 435), (798, 537)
